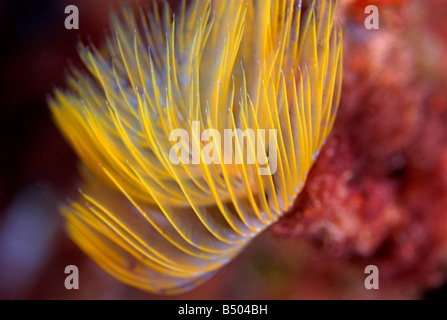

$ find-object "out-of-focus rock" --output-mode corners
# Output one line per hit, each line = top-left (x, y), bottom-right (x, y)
(272, 0), (447, 298)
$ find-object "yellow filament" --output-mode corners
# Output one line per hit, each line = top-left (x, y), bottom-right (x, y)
(49, 0), (343, 294)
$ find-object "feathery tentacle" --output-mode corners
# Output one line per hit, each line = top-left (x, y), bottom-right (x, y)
(49, 0), (343, 294)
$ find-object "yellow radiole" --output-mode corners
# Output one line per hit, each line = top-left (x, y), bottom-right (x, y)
(49, 0), (343, 294)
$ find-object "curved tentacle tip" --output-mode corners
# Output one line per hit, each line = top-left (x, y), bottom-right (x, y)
(50, 0), (343, 294)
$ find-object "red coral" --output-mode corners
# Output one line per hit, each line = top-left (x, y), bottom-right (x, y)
(272, 1), (447, 298)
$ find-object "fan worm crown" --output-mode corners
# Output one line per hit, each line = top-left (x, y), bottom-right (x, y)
(49, 0), (342, 294)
